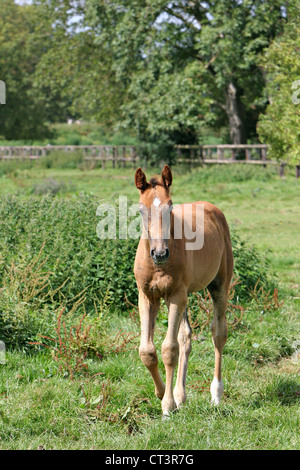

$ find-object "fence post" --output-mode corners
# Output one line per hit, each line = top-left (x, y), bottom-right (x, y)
(296, 164), (300, 179)
(99, 147), (104, 169)
(190, 148), (194, 171)
(131, 147), (137, 168)
(279, 162), (286, 178)
(198, 146), (203, 165)
(261, 147), (267, 168)
(121, 147), (125, 168)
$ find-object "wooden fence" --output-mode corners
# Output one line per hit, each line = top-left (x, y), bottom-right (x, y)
(0, 143), (298, 176)
(175, 144), (271, 164)
(174, 144), (295, 176)
(0, 145), (138, 168)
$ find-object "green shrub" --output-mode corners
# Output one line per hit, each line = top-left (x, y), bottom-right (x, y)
(0, 194), (139, 313)
(231, 230), (276, 301)
(0, 194), (275, 308)
(0, 194), (277, 349)
(0, 251), (57, 348)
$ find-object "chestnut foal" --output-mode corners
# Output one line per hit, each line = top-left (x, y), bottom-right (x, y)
(134, 165), (233, 416)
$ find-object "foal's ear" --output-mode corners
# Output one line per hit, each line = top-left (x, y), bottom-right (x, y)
(135, 167), (147, 191)
(161, 165), (173, 189)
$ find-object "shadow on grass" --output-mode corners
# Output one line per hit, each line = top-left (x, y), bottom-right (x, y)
(245, 377), (300, 410)
(271, 378), (300, 406)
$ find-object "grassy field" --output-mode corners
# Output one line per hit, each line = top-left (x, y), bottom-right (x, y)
(0, 161), (299, 450)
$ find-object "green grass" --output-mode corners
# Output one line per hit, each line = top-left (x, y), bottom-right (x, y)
(0, 161), (299, 450)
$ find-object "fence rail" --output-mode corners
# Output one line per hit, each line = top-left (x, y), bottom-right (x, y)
(0, 145), (138, 168)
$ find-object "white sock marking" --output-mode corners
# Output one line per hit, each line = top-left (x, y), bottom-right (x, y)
(210, 377), (224, 405)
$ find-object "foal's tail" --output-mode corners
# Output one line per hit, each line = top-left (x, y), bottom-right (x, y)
(212, 206), (234, 291)
(221, 213), (234, 290)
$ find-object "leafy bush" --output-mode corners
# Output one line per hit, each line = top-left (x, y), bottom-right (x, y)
(231, 230), (276, 301)
(257, 3), (300, 166)
(0, 248), (59, 348)
(0, 194), (277, 349)
(0, 194), (275, 309)
(0, 194), (139, 313)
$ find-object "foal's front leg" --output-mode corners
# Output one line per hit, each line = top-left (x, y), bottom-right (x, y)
(161, 293), (187, 416)
(138, 289), (165, 400)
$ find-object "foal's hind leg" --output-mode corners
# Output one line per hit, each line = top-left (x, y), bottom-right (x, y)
(173, 308), (192, 408)
(208, 284), (229, 405)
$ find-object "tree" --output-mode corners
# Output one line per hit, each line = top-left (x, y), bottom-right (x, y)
(0, 0), (69, 140)
(34, 0), (289, 148)
(83, 0), (288, 145)
(257, 1), (300, 165)
(33, 0), (128, 131)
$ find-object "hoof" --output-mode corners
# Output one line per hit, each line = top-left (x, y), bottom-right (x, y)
(155, 387), (165, 401)
(161, 397), (177, 417)
(174, 391), (187, 409)
(162, 408), (179, 420)
(162, 411), (171, 421)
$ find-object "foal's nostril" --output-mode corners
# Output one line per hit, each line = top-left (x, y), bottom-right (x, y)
(150, 248), (169, 264)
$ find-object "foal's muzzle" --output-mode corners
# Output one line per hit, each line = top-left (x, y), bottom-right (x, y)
(150, 248), (170, 265)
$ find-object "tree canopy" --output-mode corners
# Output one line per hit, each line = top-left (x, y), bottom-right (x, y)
(35, 0), (288, 146)
(0, 0), (69, 139)
(86, 0), (287, 145)
(258, 1), (300, 164)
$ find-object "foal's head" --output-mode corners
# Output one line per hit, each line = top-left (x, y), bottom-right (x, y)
(135, 165), (173, 265)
